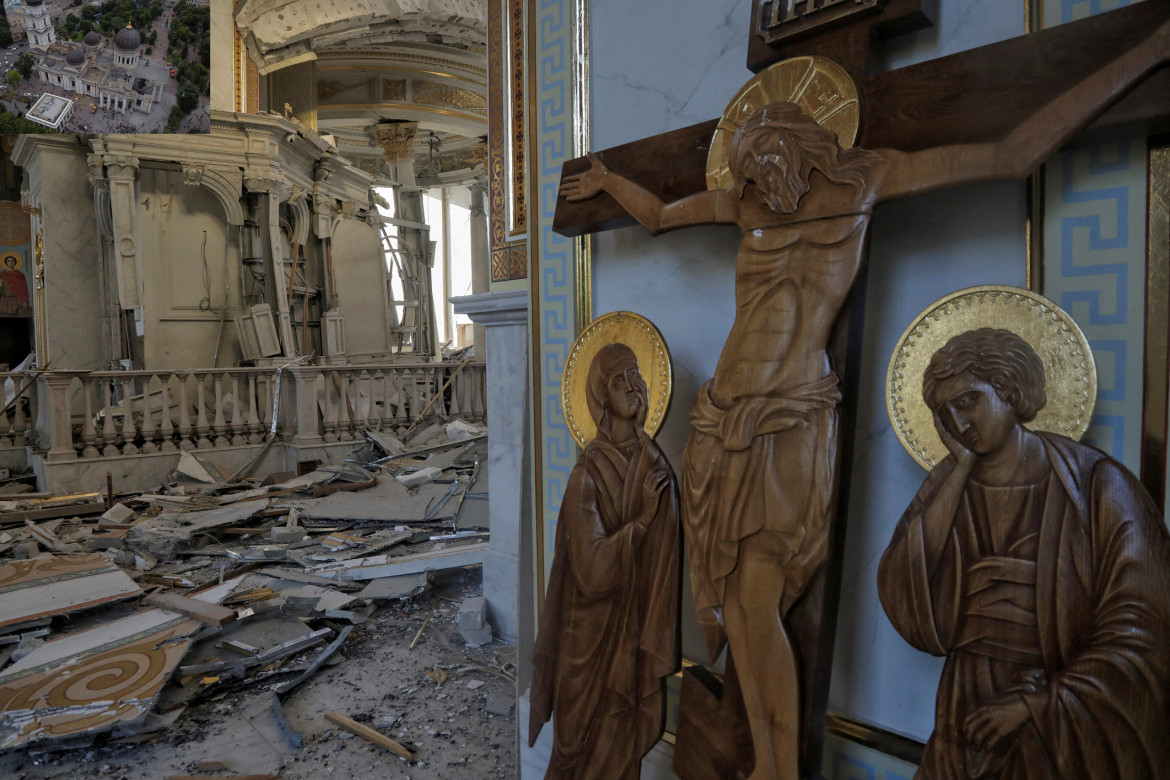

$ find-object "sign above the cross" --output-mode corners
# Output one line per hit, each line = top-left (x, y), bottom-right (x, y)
(748, 0), (936, 74)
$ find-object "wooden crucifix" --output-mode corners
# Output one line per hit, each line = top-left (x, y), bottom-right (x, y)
(551, 4), (1170, 780)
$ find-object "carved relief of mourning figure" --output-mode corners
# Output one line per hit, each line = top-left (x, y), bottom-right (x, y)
(878, 327), (1170, 778)
(529, 342), (681, 779)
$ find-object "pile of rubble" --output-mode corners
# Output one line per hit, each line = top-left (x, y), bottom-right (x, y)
(0, 420), (515, 779)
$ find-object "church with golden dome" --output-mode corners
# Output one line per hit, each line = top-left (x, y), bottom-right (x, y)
(26, 1), (166, 116)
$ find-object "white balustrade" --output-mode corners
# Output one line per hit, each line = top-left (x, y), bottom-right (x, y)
(10, 362), (485, 462)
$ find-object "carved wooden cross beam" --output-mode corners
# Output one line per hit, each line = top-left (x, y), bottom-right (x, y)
(554, 1), (1170, 237)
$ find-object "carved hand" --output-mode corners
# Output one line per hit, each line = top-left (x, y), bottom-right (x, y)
(639, 468), (671, 526)
(559, 154), (609, 201)
(933, 410), (976, 471)
(964, 695), (1030, 750)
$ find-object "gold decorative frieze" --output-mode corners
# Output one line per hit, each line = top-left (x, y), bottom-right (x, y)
(414, 80), (487, 113)
(508, 0), (526, 236)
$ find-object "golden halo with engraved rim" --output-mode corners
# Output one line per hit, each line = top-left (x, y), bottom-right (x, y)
(886, 286), (1097, 470)
(0, 252), (22, 271)
(562, 311), (673, 449)
(706, 56), (860, 191)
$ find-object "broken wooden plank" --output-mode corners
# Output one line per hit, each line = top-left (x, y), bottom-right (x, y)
(0, 554), (143, 630)
(144, 592), (238, 626)
(0, 500), (108, 527)
(304, 542), (488, 582)
(324, 711), (414, 759)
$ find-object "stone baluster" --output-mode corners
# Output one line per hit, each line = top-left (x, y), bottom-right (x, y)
(378, 370), (393, 430)
(139, 375), (158, 453)
(246, 374), (262, 444)
(436, 367), (448, 417)
(393, 370), (408, 427)
(322, 371), (338, 443)
(177, 373), (194, 450)
(450, 370), (464, 418)
(194, 373), (212, 448)
(79, 377), (99, 457)
(100, 379), (118, 455)
(120, 376), (140, 454)
(359, 371), (374, 429)
(471, 367), (485, 420)
(337, 371), (355, 441)
(212, 373), (228, 447)
(159, 375), (176, 452)
(11, 376), (28, 447)
(229, 374), (244, 446)
(0, 378), (12, 447)
(258, 373), (273, 437)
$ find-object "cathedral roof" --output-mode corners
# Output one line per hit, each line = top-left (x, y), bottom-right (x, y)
(25, 0), (43, 7)
(114, 24), (140, 51)
(84, 31), (102, 46)
(66, 48), (85, 66)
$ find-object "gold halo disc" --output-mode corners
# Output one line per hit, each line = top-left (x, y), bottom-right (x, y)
(886, 286), (1097, 470)
(706, 56), (860, 191)
(561, 311), (673, 449)
(0, 252), (22, 272)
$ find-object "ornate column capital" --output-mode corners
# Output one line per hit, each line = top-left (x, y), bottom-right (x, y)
(372, 121), (419, 163)
(104, 152), (139, 180)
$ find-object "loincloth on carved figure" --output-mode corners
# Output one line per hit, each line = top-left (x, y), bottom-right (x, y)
(682, 372), (841, 661)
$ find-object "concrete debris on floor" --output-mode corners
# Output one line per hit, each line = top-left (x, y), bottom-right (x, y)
(0, 426), (514, 779)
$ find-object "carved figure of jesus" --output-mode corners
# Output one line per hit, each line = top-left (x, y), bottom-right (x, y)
(559, 23), (1170, 780)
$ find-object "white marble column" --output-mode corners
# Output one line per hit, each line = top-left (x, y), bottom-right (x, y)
(11, 137), (104, 370)
(451, 290), (530, 643)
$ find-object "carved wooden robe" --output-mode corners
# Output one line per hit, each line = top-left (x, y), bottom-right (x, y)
(879, 432), (1170, 778)
(529, 387), (680, 778)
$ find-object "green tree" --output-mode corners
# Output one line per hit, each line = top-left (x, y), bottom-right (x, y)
(0, 109), (56, 133)
(177, 82), (197, 113)
(7, 71), (19, 89)
(166, 104), (181, 132)
(81, 5), (97, 20)
(15, 54), (34, 80)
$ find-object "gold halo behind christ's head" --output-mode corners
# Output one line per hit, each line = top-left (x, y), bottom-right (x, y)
(706, 56), (860, 191)
(562, 311), (673, 449)
(887, 286), (1097, 470)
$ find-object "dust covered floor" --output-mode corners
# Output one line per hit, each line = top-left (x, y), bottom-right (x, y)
(0, 569), (518, 780)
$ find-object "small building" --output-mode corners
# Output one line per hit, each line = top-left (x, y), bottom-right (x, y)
(26, 92), (71, 130)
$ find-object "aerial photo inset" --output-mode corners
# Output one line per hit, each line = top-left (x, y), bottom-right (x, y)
(0, 0), (209, 133)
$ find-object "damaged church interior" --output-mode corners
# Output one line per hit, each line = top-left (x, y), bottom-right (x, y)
(1, 0), (1169, 779)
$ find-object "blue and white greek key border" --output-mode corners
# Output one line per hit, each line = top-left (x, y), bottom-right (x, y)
(535, 0), (580, 580)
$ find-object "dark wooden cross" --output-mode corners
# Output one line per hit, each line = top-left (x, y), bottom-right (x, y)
(555, 2), (1170, 236)
(551, 3), (1170, 778)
